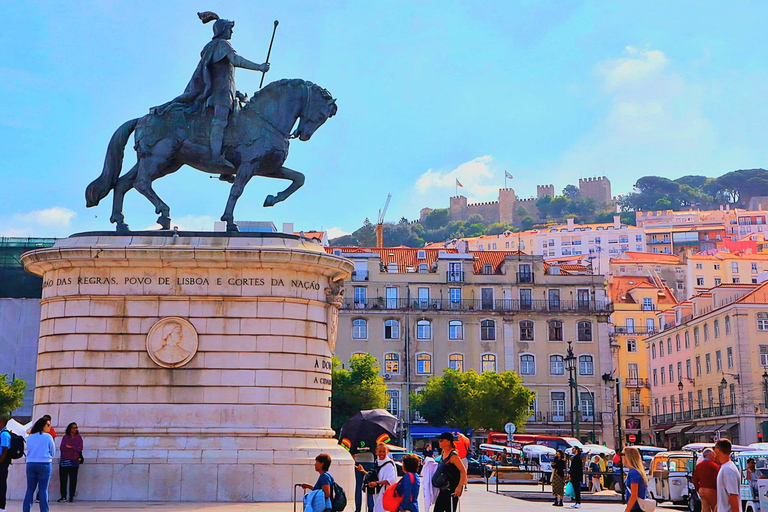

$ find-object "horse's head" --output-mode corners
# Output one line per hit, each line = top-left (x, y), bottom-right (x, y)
(293, 82), (337, 141)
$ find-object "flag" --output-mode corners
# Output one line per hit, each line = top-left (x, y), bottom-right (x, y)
(456, 178), (463, 187)
(505, 171), (513, 179)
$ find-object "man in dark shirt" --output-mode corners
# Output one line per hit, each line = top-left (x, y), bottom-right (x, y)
(421, 443), (433, 459)
(693, 448), (720, 512)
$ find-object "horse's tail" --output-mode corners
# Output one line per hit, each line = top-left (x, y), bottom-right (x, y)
(85, 117), (140, 207)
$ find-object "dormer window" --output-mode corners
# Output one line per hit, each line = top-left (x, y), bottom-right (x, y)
(417, 250), (426, 259)
(418, 263), (429, 273)
(386, 262), (398, 273)
(482, 264), (493, 275)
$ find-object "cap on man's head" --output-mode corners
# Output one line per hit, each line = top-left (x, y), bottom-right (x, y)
(439, 432), (455, 442)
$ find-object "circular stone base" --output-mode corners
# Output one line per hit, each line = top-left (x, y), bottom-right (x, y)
(17, 233), (354, 502)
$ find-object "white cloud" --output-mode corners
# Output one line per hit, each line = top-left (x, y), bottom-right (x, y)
(596, 46), (669, 93)
(414, 156), (503, 208)
(551, 46), (716, 190)
(326, 227), (350, 239)
(15, 207), (76, 227)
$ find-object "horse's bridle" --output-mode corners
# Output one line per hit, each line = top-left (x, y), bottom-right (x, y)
(289, 82), (313, 140)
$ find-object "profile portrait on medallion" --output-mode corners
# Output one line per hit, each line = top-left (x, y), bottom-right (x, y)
(146, 317), (198, 368)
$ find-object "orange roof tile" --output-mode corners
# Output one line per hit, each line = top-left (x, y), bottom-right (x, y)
(609, 276), (678, 306)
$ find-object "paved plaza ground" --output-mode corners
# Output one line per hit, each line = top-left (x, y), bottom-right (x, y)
(3, 483), (685, 512)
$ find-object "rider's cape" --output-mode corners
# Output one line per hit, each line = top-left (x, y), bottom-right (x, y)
(171, 39), (236, 110)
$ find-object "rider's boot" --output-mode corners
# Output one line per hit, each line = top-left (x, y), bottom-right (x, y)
(210, 123), (235, 171)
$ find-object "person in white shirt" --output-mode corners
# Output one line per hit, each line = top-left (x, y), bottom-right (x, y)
(23, 416), (56, 512)
(714, 438), (741, 512)
(366, 443), (397, 512)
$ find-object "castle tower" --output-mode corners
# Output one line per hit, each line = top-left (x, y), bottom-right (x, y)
(449, 195), (468, 222)
(578, 177), (611, 203)
(498, 188), (516, 223)
(537, 184), (555, 199)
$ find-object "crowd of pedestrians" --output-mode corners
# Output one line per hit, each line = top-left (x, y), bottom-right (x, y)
(0, 415), (83, 512)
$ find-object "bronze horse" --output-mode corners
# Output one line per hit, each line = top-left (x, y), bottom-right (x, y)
(86, 79), (337, 232)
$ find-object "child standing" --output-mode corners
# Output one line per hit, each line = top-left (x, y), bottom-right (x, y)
(397, 454), (421, 512)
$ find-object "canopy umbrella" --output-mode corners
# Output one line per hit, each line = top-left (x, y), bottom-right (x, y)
(339, 409), (398, 455)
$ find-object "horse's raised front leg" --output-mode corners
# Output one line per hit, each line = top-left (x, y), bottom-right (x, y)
(110, 164), (138, 233)
(263, 166), (305, 207)
(221, 162), (256, 232)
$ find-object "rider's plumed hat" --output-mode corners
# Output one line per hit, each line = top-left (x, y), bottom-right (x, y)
(197, 11), (234, 39)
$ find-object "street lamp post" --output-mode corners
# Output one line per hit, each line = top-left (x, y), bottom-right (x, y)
(762, 369), (768, 409)
(720, 373), (740, 414)
(565, 341), (580, 440)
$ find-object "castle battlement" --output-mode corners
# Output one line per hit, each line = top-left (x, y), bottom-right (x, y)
(468, 201), (500, 208)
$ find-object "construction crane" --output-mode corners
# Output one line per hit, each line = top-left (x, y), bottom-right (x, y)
(375, 193), (392, 248)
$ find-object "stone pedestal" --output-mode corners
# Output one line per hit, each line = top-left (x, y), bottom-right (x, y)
(16, 232), (354, 501)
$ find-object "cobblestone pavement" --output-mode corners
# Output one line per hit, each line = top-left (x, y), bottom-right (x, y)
(3, 483), (685, 511)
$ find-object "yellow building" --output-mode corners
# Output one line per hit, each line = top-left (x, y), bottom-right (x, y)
(608, 273), (678, 445)
(687, 251), (768, 295)
(646, 283), (768, 446)
(329, 247), (614, 446)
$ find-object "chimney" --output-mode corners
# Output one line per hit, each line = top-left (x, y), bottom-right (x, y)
(567, 218), (575, 230)
(613, 215), (621, 229)
(282, 222), (294, 234)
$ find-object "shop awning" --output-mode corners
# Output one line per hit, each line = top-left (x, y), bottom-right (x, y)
(686, 426), (704, 434)
(718, 422), (739, 432)
(665, 424), (692, 434)
(409, 426), (454, 439)
(697, 423), (725, 434)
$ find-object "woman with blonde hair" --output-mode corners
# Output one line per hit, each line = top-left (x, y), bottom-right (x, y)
(622, 446), (648, 512)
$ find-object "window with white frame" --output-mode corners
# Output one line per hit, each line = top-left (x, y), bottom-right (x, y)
(676, 334), (681, 351)
(685, 331), (690, 348)
(627, 339), (637, 352)
(448, 320), (464, 340)
(449, 353), (464, 372)
(384, 352), (400, 374)
(354, 286), (367, 307)
(384, 319), (400, 339)
(761, 346), (768, 367)
(759, 313), (768, 331)
(727, 347), (733, 368)
(520, 354), (535, 375)
(416, 320), (432, 340)
(550, 355), (565, 375)
(551, 392), (566, 421)
(481, 353), (497, 373)
(580, 392), (594, 420)
(385, 389), (400, 415)
(725, 316), (731, 334)
(352, 318), (368, 339)
(714, 320), (720, 338)
(418, 263), (429, 273)
(705, 353), (711, 374)
(579, 355), (594, 375)
(416, 353), (432, 374)
(715, 350), (722, 371)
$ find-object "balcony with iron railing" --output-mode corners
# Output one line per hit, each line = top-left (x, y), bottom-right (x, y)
(351, 270), (369, 281)
(525, 411), (599, 424)
(446, 270), (465, 283)
(342, 297), (612, 313)
(516, 272), (534, 284)
(651, 404), (736, 425)
(626, 405), (650, 414)
(613, 327), (657, 335)
(624, 378), (650, 388)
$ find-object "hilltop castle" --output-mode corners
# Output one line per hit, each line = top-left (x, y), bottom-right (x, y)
(419, 177), (612, 224)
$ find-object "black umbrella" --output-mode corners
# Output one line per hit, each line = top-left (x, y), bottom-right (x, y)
(339, 409), (398, 454)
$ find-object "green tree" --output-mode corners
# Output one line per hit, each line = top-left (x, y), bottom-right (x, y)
(423, 209), (450, 230)
(410, 369), (533, 433)
(331, 354), (388, 435)
(563, 185), (580, 199)
(520, 215), (535, 230)
(0, 375), (26, 416)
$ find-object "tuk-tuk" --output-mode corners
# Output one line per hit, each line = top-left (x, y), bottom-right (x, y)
(631, 445), (667, 471)
(647, 451), (695, 506)
(732, 450), (768, 512)
(522, 444), (556, 482)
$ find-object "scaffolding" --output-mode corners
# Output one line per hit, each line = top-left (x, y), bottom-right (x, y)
(0, 237), (57, 298)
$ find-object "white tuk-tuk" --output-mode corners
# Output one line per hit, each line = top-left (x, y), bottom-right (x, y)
(732, 450), (768, 512)
(647, 451), (696, 507)
(522, 444), (556, 473)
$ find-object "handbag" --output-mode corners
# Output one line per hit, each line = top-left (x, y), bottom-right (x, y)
(636, 497), (657, 512)
(383, 473), (415, 512)
(564, 481), (575, 498)
(432, 451), (458, 490)
(78, 451), (84, 464)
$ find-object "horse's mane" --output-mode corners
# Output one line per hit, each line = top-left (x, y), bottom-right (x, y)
(245, 79), (332, 109)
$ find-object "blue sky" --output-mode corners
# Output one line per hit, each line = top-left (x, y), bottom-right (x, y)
(3, 1), (768, 238)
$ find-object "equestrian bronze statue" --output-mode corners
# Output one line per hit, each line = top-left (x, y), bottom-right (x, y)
(85, 12), (337, 232)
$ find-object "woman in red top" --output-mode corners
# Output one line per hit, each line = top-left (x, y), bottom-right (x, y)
(58, 423), (83, 503)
